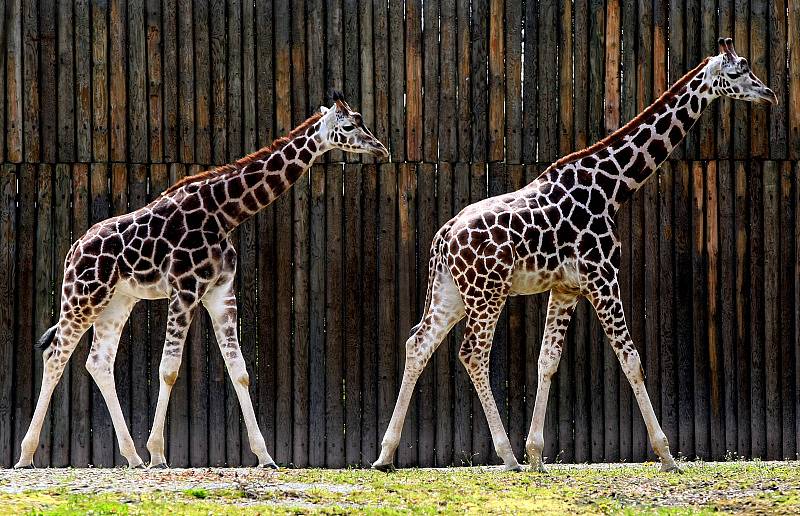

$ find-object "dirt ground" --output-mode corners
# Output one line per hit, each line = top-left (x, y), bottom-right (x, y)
(1, 461), (798, 514)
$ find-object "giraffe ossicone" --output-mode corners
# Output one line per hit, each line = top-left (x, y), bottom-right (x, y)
(373, 37), (776, 473)
(15, 93), (388, 469)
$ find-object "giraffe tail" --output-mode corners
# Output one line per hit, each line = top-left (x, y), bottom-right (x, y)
(35, 325), (58, 351)
(407, 226), (449, 339)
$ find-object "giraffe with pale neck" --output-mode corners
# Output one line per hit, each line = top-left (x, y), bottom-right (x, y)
(16, 92), (388, 469)
(373, 38), (777, 473)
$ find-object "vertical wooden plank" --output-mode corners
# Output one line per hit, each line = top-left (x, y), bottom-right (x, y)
(127, 0), (147, 162)
(734, 161), (751, 457)
(255, 190), (276, 468)
(109, 0), (127, 161)
(127, 165), (149, 459)
(371, 0), (389, 164)
(706, 162), (725, 460)
(750, 0), (768, 158)
(342, 0), (359, 147)
(146, 0), (163, 162)
(618, 201), (633, 464)
(57, 0), (76, 162)
(435, 162), (454, 466)
(0, 167), (16, 466)
(416, 163), (436, 466)
(14, 166), (36, 460)
(326, 164), (346, 468)
(652, 0), (667, 97)
(697, 0), (716, 158)
(75, 0), (91, 162)
(286, 167), (304, 467)
(358, 0), (375, 165)
(209, 0), (226, 161)
(658, 164), (678, 455)
(22, 0), (40, 162)
(50, 165), (72, 466)
(587, 0), (605, 145)
(289, 0), (306, 127)
(559, 0), (574, 156)
(0, 0), (6, 163)
(692, 162), (709, 459)
(504, 0), (522, 163)
(161, 0), (178, 161)
(88, 164), (112, 466)
(254, 0), (273, 150)
(538, 0), (558, 163)
(643, 172), (660, 461)
(795, 162), (800, 458)
(360, 163), (379, 463)
(405, 0), (423, 161)
(667, 0), (684, 159)
(717, 161), (738, 455)
(471, 0), (488, 163)
(344, 163), (363, 465)
(69, 165), (90, 466)
(762, 161), (780, 459)
(748, 161), (765, 458)
(717, 1), (734, 159)
(226, 0), (242, 162)
(674, 161), (694, 459)
(33, 165), (53, 466)
(456, 0), (473, 161)
(92, 0), (109, 162)
(5, 0), (22, 162)
(779, 163), (795, 459)
(790, 3), (800, 159)
(326, 0), (343, 163)
(768, 0), (787, 158)
(487, 0), (504, 161)
(177, 0), (193, 162)
(684, 0), (700, 157)
(166, 164), (188, 467)
(193, 0), (210, 164)
(238, 218), (258, 466)
(732, 0), (749, 160)
(573, 0), (588, 150)
(422, 0), (440, 162)
(40, 0), (57, 162)
(604, 0), (620, 135)
(308, 165), (326, 466)
(396, 163), (418, 467)
(452, 163), (471, 464)
(388, 0), (405, 161)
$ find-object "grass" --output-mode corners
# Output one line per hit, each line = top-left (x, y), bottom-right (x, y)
(1, 461), (798, 515)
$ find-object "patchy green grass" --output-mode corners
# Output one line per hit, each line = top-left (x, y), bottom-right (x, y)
(1, 461), (798, 514)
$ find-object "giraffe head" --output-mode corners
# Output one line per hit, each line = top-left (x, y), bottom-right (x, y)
(707, 37), (777, 105)
(319, 91), (390, 158)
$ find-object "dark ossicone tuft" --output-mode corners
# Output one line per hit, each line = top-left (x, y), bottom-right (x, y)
(330, 89), (345, 102)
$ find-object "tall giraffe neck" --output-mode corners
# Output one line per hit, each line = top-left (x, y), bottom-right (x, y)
(187, 120), (327, 233)
(543, 58), (716, 217)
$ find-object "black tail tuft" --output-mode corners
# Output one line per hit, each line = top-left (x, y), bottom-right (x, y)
(35, 326), (58, 350)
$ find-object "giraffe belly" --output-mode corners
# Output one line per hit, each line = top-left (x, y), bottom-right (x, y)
(116, 278), (169, 300)
(508, 268), (558, 296)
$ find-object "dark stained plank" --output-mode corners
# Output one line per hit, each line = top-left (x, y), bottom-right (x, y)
(396, 163), (418, 467)
(109, 0), (127, 161)
(697, 0), (716, 158)
(326, 164), (346, 468)
(22, 0), (40, 162)
(734, 161), (751, 457)
(51, 164), (72, 466)
(89, 164), (112, 466)
(127, 0), (147, 162)
(343, 0), (359, 161)
(790, 4), (800, 159)
(684, 0), (700, 157)
(358, 0), (375, 165)
(146, 0), (162, 161)
(237, 219), (258, 467)
(75, 0), (91, 161)
(779, 163), (795, 459)
(749, 0), (768, 158)
(705, 162), (724, 460)
(240, 0), (257, 154)
(209, 0), (226, 161)
(422, 0), (440, 162)
(538, 0), (558, 162)
(470, 0), (488, 162)
(658, 164), (678, 455)
(435, 162), (454, 466)
(0, 0), (6, 162)
(587, 0), (605, 145)
(717, 1), (734, 159)
(667, 0), (684, 159)
(652, 0), (667, 98)
(673, 161), (694, 459)
(161, 0), (177, 161)
(226, 0), (242, 161)
(326, 0), (343, 163)
(604, 0), (621, 135)
(5, 0), (22, 162)
(14, 166), (36, 460)
(573, 0), (588, 150)
(748, 161), (765, 458)
(308, 165), (326, 466)
(371, 0), (390, 163)
(559, 0), (574, 155)
(290, 0), (307, 126)
(795, 162), (800, 457)
(388, 0), (405, 161)
(416, 163), (436, 466)
(732, 0), (749, 160)
(717, 161), (738, 454)
(456, 0), (472, 161)
(643, 171), (660, 461)
(193, 0), (211, 164)
(69, 165), (90, 466)
(177, 0), (193, 162)
(768, 0), (787, 158)
(691, 162), (709, 459)
(57, 0), (75, 162)
(487, 0), (504, 161)
(343, 163), (363, 465)
(504, 0), (522, 163)
(618, 199), (633, 463)
(0, 166), (16, 466)
(360, 163), (379, 464)
(254, 0), (273, 149)
(762, 161), (780, 459)
(40, 0), (57, 162)
(405, 0), (423, 161)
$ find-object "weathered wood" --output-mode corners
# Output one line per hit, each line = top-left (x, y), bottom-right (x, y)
(177, 0), (193, 162)
(109, 0), (127, 162)
(748, 161), (765, 458)
(287, 165), (306, 466)
(538, 0), (558, 162)
(471, 0), (488, 162)
(559, 0), (574, 156)
(422, 0), (440, 162)
(435, 162), (454, 466)
(749, 0), (768, 158)
(22, 0), (39, 162)
(89, 2), (108, 159)
(717, 161), (737, 454)
(587, 0), (605, 144)
(5, 0), (22, 162)
(604, 0), (621, 134)
(226, 0), (242, 162)
(732, 0), (750, 160)
(504, 0), (522, 163)
(768, 0), (787, 158)
(405, 0), (423, 161)
(574, 0), (588, 149)
(360, 163), (379, 464)
(706, 162), (724, 459)
(643, 171), (660, 461)
(779, 163), (796, 459)
(308, 165), (326, 466)
(717, 1), (734, 159)
(692, 162), (709, 459)
(388, 1), (405, 161)
(697, 0), (716, 158)
(127, 0), (147, 162)
(734, 161), (752, 457)
(0, 166), (16, 466)
(667, 0), (684, 159)
(193, 0), (210, 164)
(456, 0), (472, 161)
(658, 164), (678, 455)
(146, 0), (162, 161)
(161, 0), (178, 161)
(254, 0), (273, 150)
(790, 4), (800, 159)
(40, 0), (57, 162)
(487, 0), (504, 161)
(762, 161), (780, 459)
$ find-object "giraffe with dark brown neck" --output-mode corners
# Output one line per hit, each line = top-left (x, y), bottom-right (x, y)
(373, 38), (777, 473)
(16, 92), (387, 469)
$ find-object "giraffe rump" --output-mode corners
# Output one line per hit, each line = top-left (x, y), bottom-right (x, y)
(35, 325), (57, 351)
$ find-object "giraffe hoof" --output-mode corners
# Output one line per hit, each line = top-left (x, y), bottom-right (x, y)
(502, 463), (524, 472)
(259, 462), (279, 470)
(371, 462), (396, 473)
(14, 463), (34, 470)
(132, 463), (147, 469)
(529, 462), (547, 474)
(149, 462), (169, 469)
(661, 463), (683, 474)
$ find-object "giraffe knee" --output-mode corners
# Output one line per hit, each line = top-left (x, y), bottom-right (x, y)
(159, 358), (181, 386)
(234, 370), (250, 387)
(620, 348), (644, 382)
(537, 347), (561, 380)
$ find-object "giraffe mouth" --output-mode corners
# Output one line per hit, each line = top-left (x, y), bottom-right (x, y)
(755, 88), (778, 105)
(369, 143), (390, 159)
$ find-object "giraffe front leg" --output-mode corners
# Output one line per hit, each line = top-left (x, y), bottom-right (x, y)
(525, 290), (579, 473)
(146, 296), (197, 468)
(85, 292), (144, 467)
(460, 315), (521, 472)
(589, 279), (679, 472)
(203, 279), (276, 469)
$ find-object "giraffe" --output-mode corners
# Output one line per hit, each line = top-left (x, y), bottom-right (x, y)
(373, 38), (777, 473)
(15, 92), (388, 469)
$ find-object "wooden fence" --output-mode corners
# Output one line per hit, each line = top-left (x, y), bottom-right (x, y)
(0, 0), (798, 468)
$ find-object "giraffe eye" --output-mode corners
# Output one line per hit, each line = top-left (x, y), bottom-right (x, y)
(342, 124), (355, 131)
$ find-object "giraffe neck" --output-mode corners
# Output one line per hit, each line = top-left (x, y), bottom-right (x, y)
(544, 58), (717, 218)
(193, 120), (328, 233)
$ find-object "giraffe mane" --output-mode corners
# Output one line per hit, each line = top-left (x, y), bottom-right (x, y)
(543, 56), (711, 173)
(161, 112), (324, 196)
